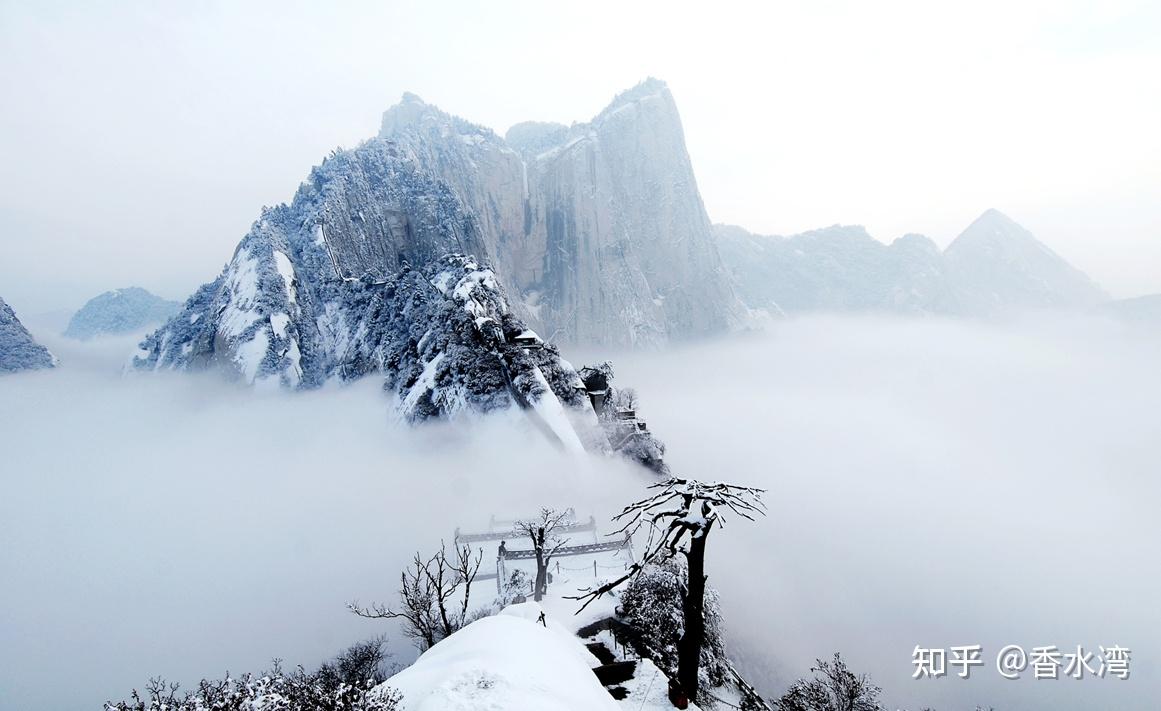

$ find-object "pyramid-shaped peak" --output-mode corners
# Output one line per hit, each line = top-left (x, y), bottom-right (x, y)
(950, 208), (1040, 250)
(971, 208), (1023, 229)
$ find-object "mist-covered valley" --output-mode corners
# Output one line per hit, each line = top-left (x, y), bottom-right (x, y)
(3, 5), (1160, 707)
(3, 314), (1157, 711)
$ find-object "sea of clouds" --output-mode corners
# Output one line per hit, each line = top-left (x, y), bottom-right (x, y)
(2, 314), (1158, 710)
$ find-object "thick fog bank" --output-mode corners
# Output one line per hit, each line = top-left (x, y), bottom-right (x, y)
(0, 333), (649, 711)
(603, 315), (1161, 711)
(2, 316), (1158, 711)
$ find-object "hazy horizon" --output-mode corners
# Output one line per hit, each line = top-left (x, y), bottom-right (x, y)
(2, 0), (1159, 315)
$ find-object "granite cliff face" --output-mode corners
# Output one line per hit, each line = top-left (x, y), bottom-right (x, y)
(716, 210), (1105, 316)
(379, 79), (740, 346)
(0, 296), (56, 373)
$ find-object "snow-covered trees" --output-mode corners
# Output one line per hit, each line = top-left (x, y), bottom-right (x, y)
(105, 639), (402, 711)
(349, 540), (483, 651)
(500, 568), (531, 605)
(513, 507), (575, 601)
(775, 653), (883, 711)
(572, 477), (766, 703)
(619, 557), (730, 692)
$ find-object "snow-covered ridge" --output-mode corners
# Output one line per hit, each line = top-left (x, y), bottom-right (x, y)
(716, 210), (1108, 316)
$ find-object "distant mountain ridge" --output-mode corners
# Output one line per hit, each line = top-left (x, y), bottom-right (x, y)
(0, 296), (56, 373)
(716, 209), (1107, 316)
(64, 287), (180, 340)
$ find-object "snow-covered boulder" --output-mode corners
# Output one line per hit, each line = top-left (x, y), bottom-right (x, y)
(0, 296), (56, 373)
(64, 286), (180, 339)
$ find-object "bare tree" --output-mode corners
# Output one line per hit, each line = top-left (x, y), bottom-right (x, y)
(513, 508), (574, 601)
(570, 477), (766, 703)
(611, 386), (639, 412)
(349, 541), (482, 651)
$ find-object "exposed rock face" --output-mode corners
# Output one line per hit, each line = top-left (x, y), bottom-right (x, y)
(945, 208), (1107, 314)
(64, 287), (180, 340)
(716, 210), (1105, 316)
(379, 79), (740, 346)
(0, 296), (56, 373)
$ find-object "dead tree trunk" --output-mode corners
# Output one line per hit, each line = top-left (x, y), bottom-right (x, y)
(533, 526), (547, 601)
(570, 479), (765, 706)
(677, 526), (710, 701)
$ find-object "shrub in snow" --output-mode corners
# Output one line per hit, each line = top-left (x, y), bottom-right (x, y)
(774, 653), (883, 711)
(501, 568), (531, 604)
(619, 557), (730, 693)
(105, 638), (401, 711)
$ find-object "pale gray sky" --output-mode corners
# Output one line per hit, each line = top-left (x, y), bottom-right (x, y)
(1, 0), (1158, 313)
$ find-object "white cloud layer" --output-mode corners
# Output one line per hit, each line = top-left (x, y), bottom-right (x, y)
(3, 315), (1159, 710)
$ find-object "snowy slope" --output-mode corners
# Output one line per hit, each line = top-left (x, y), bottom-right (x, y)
(379, 602), (701, 711)
(380, 604), (620, 711)
(0, 296), (56, 373)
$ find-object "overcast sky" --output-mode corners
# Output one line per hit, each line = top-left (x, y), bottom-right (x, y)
(1, 0), (1158, 312)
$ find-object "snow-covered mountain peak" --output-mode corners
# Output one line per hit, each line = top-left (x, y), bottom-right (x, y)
(946, 209), (1107, 312)
(64, 286), (179, 340)
(379, 92), (501, 146)
(598, 77), (671, 116)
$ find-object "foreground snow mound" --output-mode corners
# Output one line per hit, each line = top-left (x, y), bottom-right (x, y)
(64, 287), (180, 340)
(381, 603), (618, 711)
(0, 296), (56, 373)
